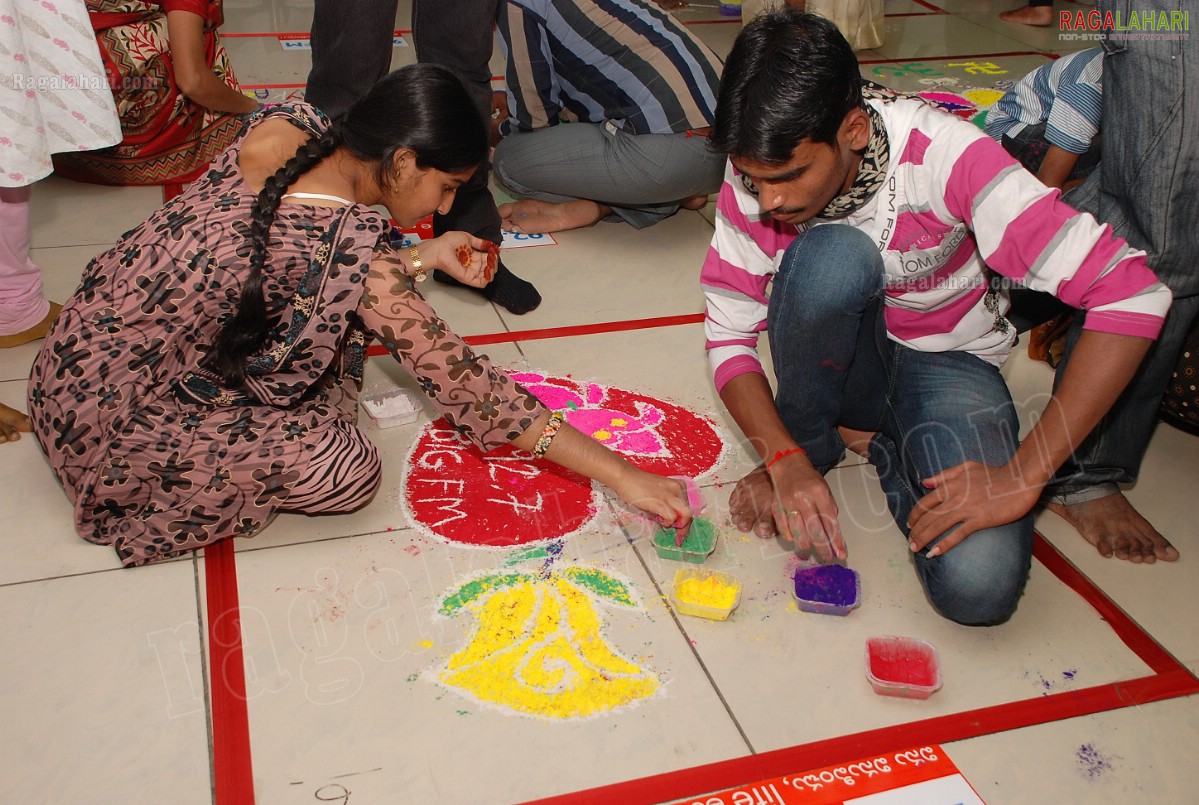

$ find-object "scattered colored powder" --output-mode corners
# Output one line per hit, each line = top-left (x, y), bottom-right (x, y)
(537, 539), (565, 578)
(652, 517), (717, 554)
(420, 640), (433, 649)
(793, 564), (858, 606)
(675, 574), (739, 609)
(1076, 743), (1114, 778)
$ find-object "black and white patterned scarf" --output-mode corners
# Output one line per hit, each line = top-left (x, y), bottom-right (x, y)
(817, 92), (892, 219)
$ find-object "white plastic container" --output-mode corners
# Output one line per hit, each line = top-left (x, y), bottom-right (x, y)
(361, 388), (422, 428)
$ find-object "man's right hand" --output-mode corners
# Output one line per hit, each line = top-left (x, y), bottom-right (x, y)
(768, 451), (845, 562)
(729, 458), (846, 563)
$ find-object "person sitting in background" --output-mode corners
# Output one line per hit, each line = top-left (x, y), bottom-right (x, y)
(306, 0), (543, 315)
(2, 0), (121, 368)
(985, 48), (1103, 191)
(53, 0), (258, 186)
(28, 65), (692, 567)
(986, 48), (1103, 370)
(741, 1), (884, 51)
(493, 0), (725, 234)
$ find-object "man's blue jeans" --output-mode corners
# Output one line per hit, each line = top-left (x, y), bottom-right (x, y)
(768, 226), (1033, 625)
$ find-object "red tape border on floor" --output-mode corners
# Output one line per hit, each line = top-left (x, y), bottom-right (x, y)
(858, 50), (1041, 65)
(221, 29), (410, 38)
(205, 539), (256, 805)
(365, 312), (706, 356)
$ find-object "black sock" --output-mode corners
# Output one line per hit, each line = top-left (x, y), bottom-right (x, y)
(433, 259), (542, 315)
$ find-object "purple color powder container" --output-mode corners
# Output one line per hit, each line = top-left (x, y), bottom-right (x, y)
(792, 564), (861, 616)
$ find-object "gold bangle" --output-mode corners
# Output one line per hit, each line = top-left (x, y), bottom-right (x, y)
(531, 410), (566, 459)
(408, 245), (427, 282)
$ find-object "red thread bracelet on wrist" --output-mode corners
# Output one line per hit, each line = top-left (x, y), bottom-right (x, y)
(766, 447), (806, 470)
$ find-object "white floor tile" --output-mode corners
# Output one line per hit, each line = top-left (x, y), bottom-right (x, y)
(495, 209), (712, 332)
(945, 694), (1199, 803)
(0, 562), (210, 803)
(29, 177), (162, 250)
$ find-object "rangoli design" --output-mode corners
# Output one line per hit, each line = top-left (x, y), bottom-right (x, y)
(402, 372), (726, 547)
(917, 88), (1008, 130)
(433, 545), (662, 719)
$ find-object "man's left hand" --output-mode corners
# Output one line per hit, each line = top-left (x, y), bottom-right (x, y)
(907, 460), (1042, 556)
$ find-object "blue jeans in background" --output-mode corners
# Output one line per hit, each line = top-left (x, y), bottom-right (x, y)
(1037, 0), (1199, 503)
(768, 225), (1033, 625)
(1000, 121), (1101, 182)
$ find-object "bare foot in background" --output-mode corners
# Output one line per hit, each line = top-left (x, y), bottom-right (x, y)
(499, 198), (610, 234)
(837, 426), (875, 458)
(1045, 491), (1180, 563)
(729, 465), (781, 539)
(0, 402), (32, 443)
(999, 4), (1055, 27)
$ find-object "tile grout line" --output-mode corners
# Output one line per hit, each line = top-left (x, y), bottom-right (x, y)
(193, 554), (219, 805)
(617, 501), (758, 756)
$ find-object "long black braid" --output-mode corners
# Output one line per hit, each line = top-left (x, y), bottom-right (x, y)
(204, 63), (488, 387)
(205, 128), (343, 386)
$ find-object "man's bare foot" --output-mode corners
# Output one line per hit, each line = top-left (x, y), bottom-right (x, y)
(999, 4), (1054, 27)
(498, 199), (611, 234)
(0, 302), (61, 349)
(837, 426), (875, 458)
(729, 465), (778, 538)
(0, 402), (32, 443)
(1045, 491), (1179, 563)
(680, 193), (710, 211)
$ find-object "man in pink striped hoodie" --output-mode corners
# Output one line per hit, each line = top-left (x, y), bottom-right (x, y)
(701, 9), (1172, 624)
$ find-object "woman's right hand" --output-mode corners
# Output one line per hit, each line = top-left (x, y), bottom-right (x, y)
(611, 466), (694, 540)
(507, 416), (692, 538)
(420, 232), (499, 288)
